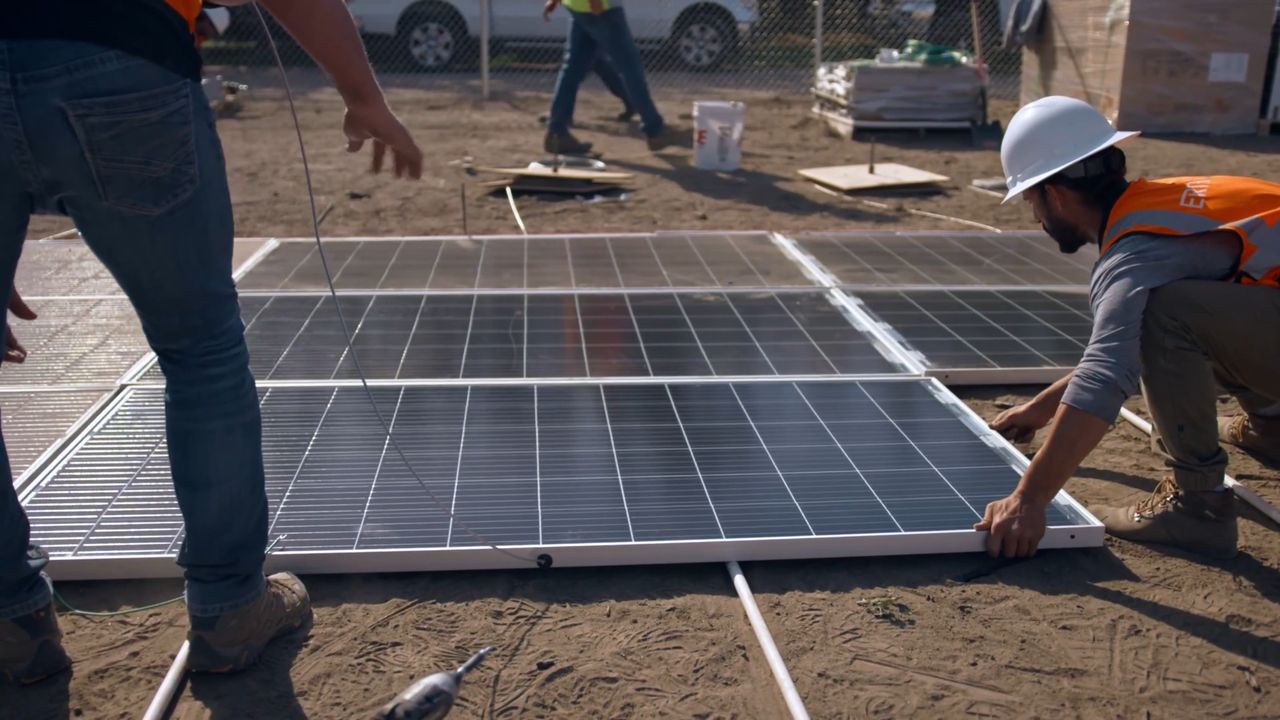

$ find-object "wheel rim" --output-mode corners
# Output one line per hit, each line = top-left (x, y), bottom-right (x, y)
(408, 21), (455, 69)
(678, 22), (724, 68)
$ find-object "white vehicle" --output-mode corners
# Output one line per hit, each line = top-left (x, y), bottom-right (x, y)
(348, 0), (760, 71)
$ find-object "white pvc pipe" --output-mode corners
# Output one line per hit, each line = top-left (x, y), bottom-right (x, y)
(813, 0), (824, 90)
(141, 640), (189, 720)
(725, 561), (810, 720)
(480, 0), (491, 101)
(1117, 407), (1280, 526)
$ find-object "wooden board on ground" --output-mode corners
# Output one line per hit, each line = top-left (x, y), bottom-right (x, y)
(476, 178), (624, 195)
(798, 163), (949, 192)
(477, 165), (633, 182)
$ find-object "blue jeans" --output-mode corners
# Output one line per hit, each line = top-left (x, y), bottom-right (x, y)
(547, 8), (663, 137)
(0, 41), (267, 619)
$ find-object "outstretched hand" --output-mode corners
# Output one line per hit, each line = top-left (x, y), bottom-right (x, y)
(343, 98), (423, 179)
(4, 289), (37, 364)
(974, 493), (1046, 558)
(989, 400), (1054, 444)
(543, 0), (560, 21)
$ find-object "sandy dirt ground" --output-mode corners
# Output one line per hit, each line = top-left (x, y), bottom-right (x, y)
(10, 75), (1280, 719)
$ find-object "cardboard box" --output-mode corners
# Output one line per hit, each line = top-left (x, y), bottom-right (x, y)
(1022, 0), (1277, 134)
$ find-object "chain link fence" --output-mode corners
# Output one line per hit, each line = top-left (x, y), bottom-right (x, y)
(205, 1), (1020, 102)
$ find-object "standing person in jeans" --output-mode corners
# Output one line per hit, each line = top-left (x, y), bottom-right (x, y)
(0, 0), (422, 684)
(542, 0), (683, 155)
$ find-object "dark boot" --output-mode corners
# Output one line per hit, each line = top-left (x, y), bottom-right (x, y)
(543, 131), (593, 155)
(0, 602), (70, 685)
(187, 572), (312, 673)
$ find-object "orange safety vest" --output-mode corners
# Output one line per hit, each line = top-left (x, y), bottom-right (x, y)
(1100, 177), (1280, 288)
(163, 0), (203, 34)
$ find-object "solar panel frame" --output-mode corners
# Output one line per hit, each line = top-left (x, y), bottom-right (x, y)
(19, 378), (1102, 581)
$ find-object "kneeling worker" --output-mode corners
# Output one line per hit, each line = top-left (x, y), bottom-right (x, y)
(976, 96), (1280, 559)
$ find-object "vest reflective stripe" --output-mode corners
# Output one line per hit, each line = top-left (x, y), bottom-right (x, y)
(164, 0), (202, 33)
(1100, 177), (1280, 288)
(562, 0), (612, 12)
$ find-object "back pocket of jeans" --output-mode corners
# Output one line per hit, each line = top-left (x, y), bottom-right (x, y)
(62, 80), (198, 215)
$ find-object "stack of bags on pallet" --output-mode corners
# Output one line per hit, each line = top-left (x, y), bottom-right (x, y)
(814, 40), (985, 124)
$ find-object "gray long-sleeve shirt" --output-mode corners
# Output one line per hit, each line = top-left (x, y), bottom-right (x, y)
(1062, 232), (1240, 422)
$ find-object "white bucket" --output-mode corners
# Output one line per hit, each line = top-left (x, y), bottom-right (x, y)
(693, 101), (745, 171)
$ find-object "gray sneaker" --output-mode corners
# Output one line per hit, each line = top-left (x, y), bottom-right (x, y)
(0, 602), (70, 685)
(1219, 415), (1280, 469)
(1091, 477), (1237, 559)
(187, 572), (312, 673)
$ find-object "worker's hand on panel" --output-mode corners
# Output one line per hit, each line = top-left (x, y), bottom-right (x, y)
(989, 400), (1054, 444)
(343, 98), (424, 180)
(974, 493), (1046, 558)
(3, 289), (36, 364)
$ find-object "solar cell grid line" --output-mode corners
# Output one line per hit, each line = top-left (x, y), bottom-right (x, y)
(3, 390), (113, 482)
(940, 290), (1086, 366)
(658, 384), (728, 539)
(0, 298), (149, 386)
(855, 289), (1093, 371)
(854, 384), (982, 520)
(265, 387), (341, 540)
(790, 385), (904, 533)
(794, 231), (1094, 288)
(881, 291), (1002, 368)
(352, 388), (404, 549)
(726, 384), (816, 535)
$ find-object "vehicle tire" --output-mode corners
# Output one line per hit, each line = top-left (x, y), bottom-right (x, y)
(672, 9), (739, 71)
(397, 4), (468, 72)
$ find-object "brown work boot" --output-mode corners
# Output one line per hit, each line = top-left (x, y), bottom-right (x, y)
(1091, 477), (1238, 559)
(187, 572), (312, 673)
(646, 123), (688, 152)
(0, 602), (70, 685)
(1219, 415), (1280, 469)
(543, 131), (593, 155)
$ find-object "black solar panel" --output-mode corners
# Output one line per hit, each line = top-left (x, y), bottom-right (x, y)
(236, 234), (817, 291)
(138, 292), (903, 381)
(856, 289), (1092, 370)
(796, 231), (1094, 288)
(20, 380), (1095, 577)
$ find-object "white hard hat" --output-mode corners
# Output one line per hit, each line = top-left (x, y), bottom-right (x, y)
(1000, 96), (1139, 203)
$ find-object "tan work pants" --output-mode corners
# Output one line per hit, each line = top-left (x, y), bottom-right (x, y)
(1140, 280), (1280, 491)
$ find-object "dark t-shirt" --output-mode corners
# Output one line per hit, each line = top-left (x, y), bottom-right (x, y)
(1, 0), (202, 80)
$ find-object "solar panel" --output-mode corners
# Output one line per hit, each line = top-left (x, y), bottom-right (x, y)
(20, 379), (1100, 580)
(15, 241), (120, 297)
(17, 238), (272, 297)
(855, 289), (1092, 374)
(136, 291), (906, 381)
(236, 234), (818, 291)
(2, 389), (110, 480)
(794, 231), (1094, 288)
(0, 298), (150, 386)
